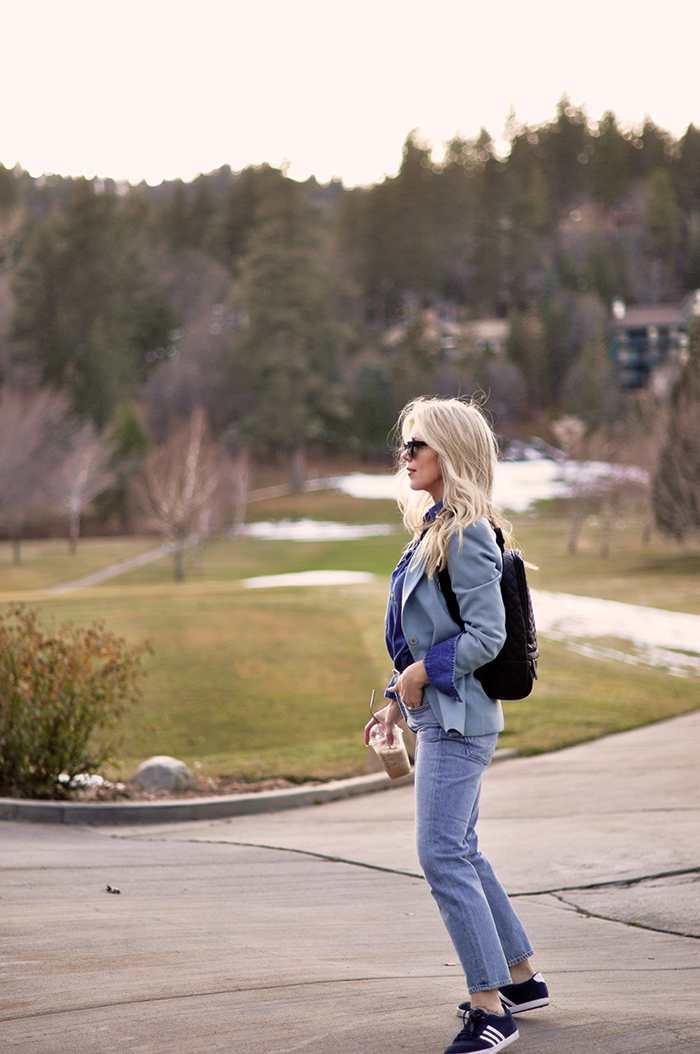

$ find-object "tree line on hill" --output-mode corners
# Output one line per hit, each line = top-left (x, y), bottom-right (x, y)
(0, 96), (699, 552)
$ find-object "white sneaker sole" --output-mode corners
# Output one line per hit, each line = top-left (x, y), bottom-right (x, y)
(456, 997), (549, 1017)
(448, 1027), (520, 1052)
(501, 996), (550, 1014)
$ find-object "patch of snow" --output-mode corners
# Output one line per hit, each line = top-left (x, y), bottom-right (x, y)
(505, 439), (566, 461)
(532, 589), (700, 677)
(563, 639), (700, 678)
(333, 473), (400, 500)
(243, 570), (375, 589)
(57, 773), (106, 787)
(333, 464), (571, 512)
(238, 519), (395, 541)
(332, 460), (649, 514)
(494, 460), (568, 512)
(557, 460), (649, 495)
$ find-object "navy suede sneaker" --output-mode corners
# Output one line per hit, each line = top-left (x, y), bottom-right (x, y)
(445, 1007), (519, 1053)
(457, 973), (549, 1017)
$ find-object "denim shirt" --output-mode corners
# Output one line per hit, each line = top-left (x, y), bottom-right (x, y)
(386, 502), (442, 674)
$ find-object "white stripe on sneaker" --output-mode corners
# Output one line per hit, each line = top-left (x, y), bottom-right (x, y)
(482, 1025), (506, 1046)
(479, 1024), (519, 1051)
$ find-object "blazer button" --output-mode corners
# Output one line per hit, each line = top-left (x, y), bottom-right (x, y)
(408, 636), (418, 645)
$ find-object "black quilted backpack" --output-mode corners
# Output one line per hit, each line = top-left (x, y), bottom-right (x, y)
(437, 526), (538, 700)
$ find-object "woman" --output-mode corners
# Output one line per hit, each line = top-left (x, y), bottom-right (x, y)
(365, 397), (548, 1054)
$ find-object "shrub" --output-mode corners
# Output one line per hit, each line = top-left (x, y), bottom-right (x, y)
(0, 606), (151, 799)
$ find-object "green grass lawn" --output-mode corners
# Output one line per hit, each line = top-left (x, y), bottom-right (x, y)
(27, 576), (391, 781)
(499, 637), (699, 755)
(0, 537), (157, 594)
(249, 488), (402, 526)
(2, 493), (699, 783)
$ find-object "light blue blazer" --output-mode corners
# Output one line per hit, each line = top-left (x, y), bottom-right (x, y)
(394, 517), (507, 737)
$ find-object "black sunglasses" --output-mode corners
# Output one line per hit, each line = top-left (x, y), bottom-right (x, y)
(402, 439), (429, 459)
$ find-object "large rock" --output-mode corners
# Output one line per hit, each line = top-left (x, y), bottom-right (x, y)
(131, 755), (197, 793)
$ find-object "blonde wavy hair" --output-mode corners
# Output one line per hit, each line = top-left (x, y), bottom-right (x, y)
(394, 396), (508, 577)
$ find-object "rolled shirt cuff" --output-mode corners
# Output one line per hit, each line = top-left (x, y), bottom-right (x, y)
(423, 636), (461, 701)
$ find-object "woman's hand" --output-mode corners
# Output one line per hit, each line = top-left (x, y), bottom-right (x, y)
(364, 698), (401, 746)
(386, 661), (429, 710)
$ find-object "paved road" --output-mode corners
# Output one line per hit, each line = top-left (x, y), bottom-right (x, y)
(3, 710), (700, 1053)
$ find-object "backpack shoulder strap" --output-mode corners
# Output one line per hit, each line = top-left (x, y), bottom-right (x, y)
(437, 564), (464, 631)
(492, 525), (506, 552)
(437, 524), (504, 633)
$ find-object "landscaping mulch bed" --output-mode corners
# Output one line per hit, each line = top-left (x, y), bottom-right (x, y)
(68, 775), (316, 803)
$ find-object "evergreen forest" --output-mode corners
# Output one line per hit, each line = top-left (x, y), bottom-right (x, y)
(1, 97), (700, 542)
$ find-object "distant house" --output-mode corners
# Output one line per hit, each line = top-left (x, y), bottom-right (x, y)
(382, 307), (509, 358)
(610, 290), (700, 393)
(462, 318), (509, 356)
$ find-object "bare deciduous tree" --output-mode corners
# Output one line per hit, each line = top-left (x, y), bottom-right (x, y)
(138, 407), (227, 580)
(51, 423), (116, 552)
(552, 412), (657, 556)
(0, 387), (69, 563)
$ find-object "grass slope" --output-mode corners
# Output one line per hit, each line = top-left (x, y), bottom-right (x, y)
(1, 494), (698, 780)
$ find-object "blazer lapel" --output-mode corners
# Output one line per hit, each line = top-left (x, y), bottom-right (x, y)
(401, 556), (424, 612)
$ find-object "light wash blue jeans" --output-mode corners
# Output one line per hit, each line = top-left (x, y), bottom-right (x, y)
(404, 701), (534, 993)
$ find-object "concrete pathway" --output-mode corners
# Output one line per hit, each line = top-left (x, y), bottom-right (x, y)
(3, 710), (700, 1053)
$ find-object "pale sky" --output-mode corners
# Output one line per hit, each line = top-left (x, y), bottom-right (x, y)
(5, 0), (699, 188)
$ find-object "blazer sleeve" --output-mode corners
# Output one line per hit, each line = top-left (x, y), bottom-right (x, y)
(422, 521), (506, 699)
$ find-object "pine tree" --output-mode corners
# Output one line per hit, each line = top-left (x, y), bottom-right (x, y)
(674, 125), (700, 213)
(217, 166), (261, 270)
(187, 176), (217, 250)
(562, 333), (621, 428)
(538, 97), (590, 210)
(637, 119), (675, 178)
(468, 138), (507, 315)
(684, 212), (700, 290)
(389, 132), (441, 297)
(540, 290), (568, 401)
(584, 232), (628, 307)
(12, 179), (177, 426)
(0, 164), (19, 217)
(93, 401), (149, 532)
(652, 319), (700, 539)
(506, 307), (544, 408)
(644, 169), (681, 300)
(588, 111), (636, 208)
(155, 181), (191, 250)
(433, 135), (477, 304)
(233, 169), (346, 487)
